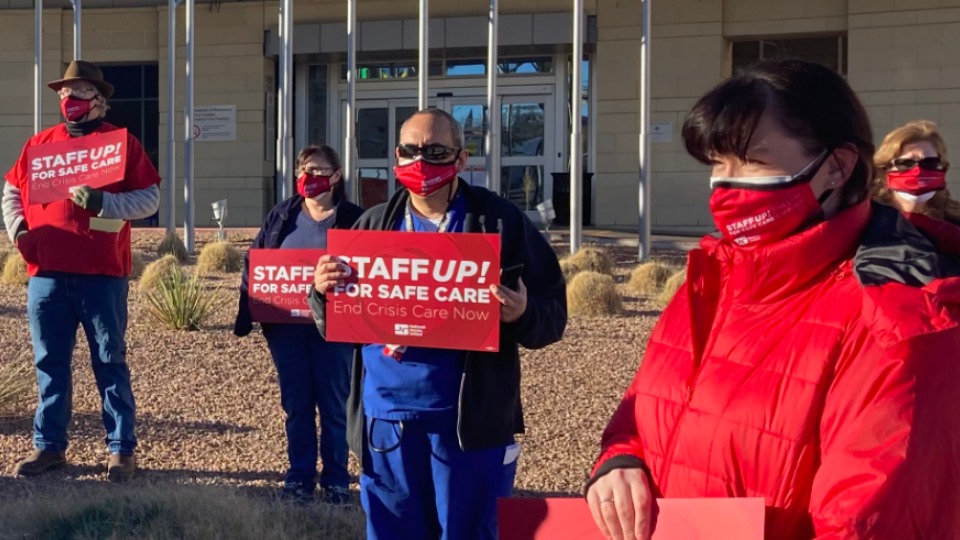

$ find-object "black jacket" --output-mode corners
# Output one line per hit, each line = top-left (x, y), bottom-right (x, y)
(234, 196), (364, 337)
(308, 181), (567, 456)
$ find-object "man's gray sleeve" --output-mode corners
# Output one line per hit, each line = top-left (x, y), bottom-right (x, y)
(3, 182), (25, 243)
(99, 184), (160, 221)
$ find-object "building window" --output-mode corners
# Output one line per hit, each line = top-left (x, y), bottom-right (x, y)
(100, 64), (159, 167)
(100, 64), (159, 226)
(731, 35), (847, 75)
(339, 56), (554, 80)
(307, 64), (327, 145)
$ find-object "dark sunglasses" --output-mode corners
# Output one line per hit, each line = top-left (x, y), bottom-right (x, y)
(890, 156), (948, 172)
(397, 144), (461, 163)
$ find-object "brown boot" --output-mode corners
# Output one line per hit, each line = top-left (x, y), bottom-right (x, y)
(14, 450), (67, 477)
(107, 453), (136, 483)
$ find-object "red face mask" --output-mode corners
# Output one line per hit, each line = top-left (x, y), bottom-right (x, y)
(709, 150), (831, 247)
(709, 184), (822, 247)
(296, 173), (332, 199)
(393, 160), (459, 197)
(61, 96), (95, 122)
(887, 167), (946, 195)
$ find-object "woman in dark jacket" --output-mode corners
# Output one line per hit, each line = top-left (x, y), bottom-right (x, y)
(234, 144), (363, 504)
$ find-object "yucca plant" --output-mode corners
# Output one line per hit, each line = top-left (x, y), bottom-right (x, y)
(0, 354), (33, 420)
(144, 266), (222, 331)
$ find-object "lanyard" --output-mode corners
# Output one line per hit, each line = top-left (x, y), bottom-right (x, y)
(403, 200), (453, 233)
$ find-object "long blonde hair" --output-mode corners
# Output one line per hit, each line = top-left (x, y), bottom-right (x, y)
(871, 120), (960, 222)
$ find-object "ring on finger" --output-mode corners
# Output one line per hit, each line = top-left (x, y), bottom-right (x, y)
(599, 497), (615, 504)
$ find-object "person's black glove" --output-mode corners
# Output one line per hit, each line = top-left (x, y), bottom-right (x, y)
(13, 222), (28, 244)
(72, 186), (104, 215)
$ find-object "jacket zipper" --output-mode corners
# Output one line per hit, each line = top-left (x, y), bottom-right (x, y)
(658, 268), (731, 489)
(456, 354), (468, 451)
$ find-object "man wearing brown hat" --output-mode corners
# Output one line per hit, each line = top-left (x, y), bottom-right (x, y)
(2, 60), (161, 482)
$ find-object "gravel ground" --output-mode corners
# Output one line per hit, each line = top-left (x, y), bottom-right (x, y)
(0, 230), (684, 505)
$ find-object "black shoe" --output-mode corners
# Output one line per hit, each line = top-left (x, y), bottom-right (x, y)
(322, 485), (352, 505)
(280, 483), (315, 505)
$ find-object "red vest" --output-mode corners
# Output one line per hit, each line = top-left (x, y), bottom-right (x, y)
(5, 123), (161, 277)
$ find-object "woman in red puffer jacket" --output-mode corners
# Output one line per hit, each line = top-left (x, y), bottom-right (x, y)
(585, 59), (960, 540)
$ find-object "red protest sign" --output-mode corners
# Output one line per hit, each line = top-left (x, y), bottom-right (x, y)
(326, 230), (501, 352)
(27, 128), (127, 205)
(497, 497), (765, 540)
(248, 249), (323, 324)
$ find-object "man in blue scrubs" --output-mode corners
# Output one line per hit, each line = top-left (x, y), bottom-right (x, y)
(310, 108), (566, 539)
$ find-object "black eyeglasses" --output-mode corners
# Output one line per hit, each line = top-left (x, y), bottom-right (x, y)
(397, 144), (461, 163)
(890, 156), (948, 172)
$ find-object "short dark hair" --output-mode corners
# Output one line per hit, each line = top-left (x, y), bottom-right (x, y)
(401, 108), (464, 148)
(682, 59), (875, 206)
(295, 144), (347, 203)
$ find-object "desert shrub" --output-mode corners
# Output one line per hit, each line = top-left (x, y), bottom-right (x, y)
(144, 266), (222, 331)
(656, 269), (687, 308)
(0, 247), (13, 269)
(0, 354), (32, 420)
(196, 241), (242, 274)
(130, 251), (146, 281)
(157, 232), (189, 263)
(571, 247), (615, 275)
(628, 261), (675, 296)
(1, 252), (28, 286)
(139, 255), (181, 293)
(567, 271), (621, 317)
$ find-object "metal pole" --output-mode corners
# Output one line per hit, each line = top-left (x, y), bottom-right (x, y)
(34, 0), (42, 134)
(638, 0), (651, 260)
(418, 0), (428, 110)
(166, 0), (178, 233)
(71, 0), (80, 60)
(184, 0), (195, 253)
(570, 0), (583, 254)
(485, 0), (500, 195)
(275, 2), (294, 203)
(281, 0), (294, 201)
(275, 6), (285, 203)
(346, 0), (358, 202)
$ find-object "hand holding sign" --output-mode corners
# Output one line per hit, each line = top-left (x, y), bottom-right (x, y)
(314, 253), (349, 295)
(587, 468), (655, 540)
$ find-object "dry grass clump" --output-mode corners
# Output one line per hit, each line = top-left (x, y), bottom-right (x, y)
(130, 251), (146, 281)
(628, 261), (676, 296)
(139, 255), (181, 293)
(656, 269), (687, 308)
(560, 247), (614, 280)
(1, 252), (28, 286)
(567, 271), (622, 317)
(0, 482), (365, 540)
(157, 232), (189, 263)
(144, 266), (223, 331)
(0, 247), (14, 269)
(196, 241), (242, 274)
(0, 354), (32, 420)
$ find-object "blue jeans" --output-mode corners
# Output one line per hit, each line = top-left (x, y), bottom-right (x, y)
(263, 323), (353, 490)
(361, 414), (520, 540)
(27, 272), (136, 454)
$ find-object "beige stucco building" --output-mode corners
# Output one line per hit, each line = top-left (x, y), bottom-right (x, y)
(0, 0), (957, 233)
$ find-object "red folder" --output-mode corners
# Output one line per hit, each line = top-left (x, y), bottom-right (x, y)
(498, 497), (765, 540)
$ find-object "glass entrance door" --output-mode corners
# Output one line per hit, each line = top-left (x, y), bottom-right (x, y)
(349, 93), (554, 213)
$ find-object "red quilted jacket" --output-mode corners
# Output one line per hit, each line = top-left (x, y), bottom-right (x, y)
(591, 201), (960, 539)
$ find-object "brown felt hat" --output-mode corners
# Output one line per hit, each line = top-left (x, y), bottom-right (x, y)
(47, 60), (115, 99)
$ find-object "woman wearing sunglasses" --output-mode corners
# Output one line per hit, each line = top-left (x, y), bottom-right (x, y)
(234, 144), (364, 504)
(585, 60), (960, 540)
(871, 121), (960, 256)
